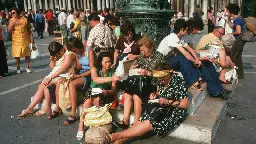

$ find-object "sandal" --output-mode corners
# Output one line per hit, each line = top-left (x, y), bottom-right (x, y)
(47, 110), (62, 120)
(191, 84), (203, 91)
(76, 131), (84, 141)
(64, 115), (77, 125)
(34, 109), (50, 116)
(17, 110), (33, 120)
(113, 120), (129, 130)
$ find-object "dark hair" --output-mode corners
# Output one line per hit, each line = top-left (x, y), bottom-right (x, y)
(226, 3), (240, 15)
(120, 23), (135, 36)
(69, 8), (74, 14)
(104, 8), (109, 13)
(187, 17), (204, 31)
(48, 41), (64, 56)
(174, 19), (187, 34)
(96, 52), (112, 68)
(109, 15), (120, 26)
(75, 13), (80, 18)
(66, 37), (83, 51)
(154, 63), (172, 71)
(98, 9), (103, 15)
(10, 7), (21, 15)
(88, 14), (100, 21)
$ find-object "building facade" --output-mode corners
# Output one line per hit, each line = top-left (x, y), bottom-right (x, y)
(23, 0), (117, 12)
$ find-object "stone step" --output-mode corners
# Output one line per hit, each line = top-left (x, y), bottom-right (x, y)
(113, 78), (238, 144)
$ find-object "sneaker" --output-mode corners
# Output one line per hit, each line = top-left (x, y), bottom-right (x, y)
(17, 70), (21, 74)
(26, 68), (32, 73)
(219, 90), (230, 100)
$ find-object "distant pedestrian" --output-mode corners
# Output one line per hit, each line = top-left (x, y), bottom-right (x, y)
(58, 8), (68, 43)
(45, 9), (54, 35)
(208, 7), (215, 33)
(35, 9), (45, 38)
(0, 19), (8, 78)
(8, 8), (33, 74)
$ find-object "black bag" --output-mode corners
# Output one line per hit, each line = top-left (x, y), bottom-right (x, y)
(143, 103), (173, 121)
(70, 22), (74, 30)
(117, 75), (157, 102)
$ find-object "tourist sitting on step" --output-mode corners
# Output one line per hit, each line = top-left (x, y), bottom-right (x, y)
(159, 19), (230, 100)
(113, 23), (140, 68)
(18, 41), (79, 119)
(76, 52), (120, 141)
(158, 19), (203, 91)
(114, 35), (165, 130)
(195, 27), (235, 84)
(106, 63), (189, 143)
(63, 38), (91, 125)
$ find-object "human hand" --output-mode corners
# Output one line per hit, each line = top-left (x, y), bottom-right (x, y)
(130, 64), (138, 69)
(159, 98), (169, 105)
(138, 69), (151, 76)
(112, 75), (120, 82)
(111, 63), (116, 69)
(194, 60), (202, 67)
(149, 92), (157, 100)
(42, 77), (52, 86)
(102, 90), (108, 95)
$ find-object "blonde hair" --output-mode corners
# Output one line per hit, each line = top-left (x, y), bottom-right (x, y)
(138, 35), (154, 50)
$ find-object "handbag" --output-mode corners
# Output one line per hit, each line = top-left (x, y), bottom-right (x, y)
(83, 103), (112, 127)
(143, 103), (173, 121)
(59, 71), (73, 110)
(241, 31), (256, 42)
(30, 43), (40, 59)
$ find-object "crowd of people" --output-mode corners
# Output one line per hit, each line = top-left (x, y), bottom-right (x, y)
(0, 2), (253, 143)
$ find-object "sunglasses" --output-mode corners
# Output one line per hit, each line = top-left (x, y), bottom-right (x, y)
(11, 12), (16, 14)
(217, 30), (225, 35)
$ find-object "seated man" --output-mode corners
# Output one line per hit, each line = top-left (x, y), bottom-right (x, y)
(195, 26), (235, 84)
(158, 19), (229, 99)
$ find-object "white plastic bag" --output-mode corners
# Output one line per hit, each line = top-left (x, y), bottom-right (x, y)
(30, 43), (40, 59)
(115, 56), (127, 78)
(225, 66), (237, 81)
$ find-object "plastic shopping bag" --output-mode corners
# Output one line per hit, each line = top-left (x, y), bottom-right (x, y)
(30, 43), (40, 59)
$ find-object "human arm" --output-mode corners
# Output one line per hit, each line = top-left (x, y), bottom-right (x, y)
(232, 25), (242, 36)
(184, 45), (200, 62)
(73, 70), (91, 79)
(43, 53), (76, 85)
(70, 20), (79, 32)
(91, 67), (119, 84)
(88, 48), (95, 68)
(7, 18), (16, 32)
(176, 46), (198, 64)
(75, 54), (82, 70)
(102, 80), (117, 96)
(113, 49), (119, 66)
(49, 56), (56, 69)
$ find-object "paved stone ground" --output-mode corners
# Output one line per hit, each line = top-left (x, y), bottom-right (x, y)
(0, 29), (256, 144)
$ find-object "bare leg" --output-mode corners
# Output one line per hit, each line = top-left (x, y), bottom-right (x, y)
(15, 57), (20, 70)
(68, 78), (84, 116)
(93, 97), (100, 106)
(54, 78), (65, 112)
(112, 120), (153, 142)
(25, 56), (30, 69)
(132, 95), (142, 125)
(42, 86), (52, 113)
(123, 93), (133, 125)
(78, 98), (93, 132)
(27, 83), (47, 111)
(219, 69), (227, 81)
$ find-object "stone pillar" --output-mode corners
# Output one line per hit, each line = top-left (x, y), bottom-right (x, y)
(39, 0), (42, 9)
(50, 0), (54, 10)
(83, 0), (87, 11)
(32, 0), (37, 12)
(211, 0), (215, 10)
(80, 0), (84, 10)
(202, 0), (208, 22)
(189, 0), (195, 18)
(87, 0), (91, 11)
(230, 0), (235, 3)
(106, 0), (110, 8)
(72, 0), (76, 9)
(27, 0), (32, 10)
(97, 0), (102, 10)
(176, 0), (179, 11)
(24, 0), (28, 12)
(76, 0), (80, 9)
(184, 0), (189, 18)
(58, 0), (62, 9)
(196, 0), (200, 6)
(110, 0), (114, 9)
(102, 0), (106, 9)
(63, 0), (66, 10)
(67, 0), (71, 10)
(45, 0), (49, 10)
(91, 0), (94, 11)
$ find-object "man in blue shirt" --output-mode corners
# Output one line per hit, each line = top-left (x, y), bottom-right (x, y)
(35, 9), (45, 39)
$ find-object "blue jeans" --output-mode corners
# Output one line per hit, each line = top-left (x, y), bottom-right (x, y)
(199, 61), (223, 96)
(166, 52), (201, 87)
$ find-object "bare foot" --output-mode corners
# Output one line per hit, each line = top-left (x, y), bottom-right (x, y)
(130, 120), (141, 127)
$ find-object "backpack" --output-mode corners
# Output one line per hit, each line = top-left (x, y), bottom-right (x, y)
(241, 17), (256, 42)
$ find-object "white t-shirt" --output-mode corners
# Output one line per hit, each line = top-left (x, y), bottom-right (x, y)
(157, 33), (188, 56)
(67, 14), (75, 29)
(58, 12), (67, 25)
(98, 15), (105, 24)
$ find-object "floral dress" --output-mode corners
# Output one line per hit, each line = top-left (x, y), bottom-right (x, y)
(141, 73), (188, 137)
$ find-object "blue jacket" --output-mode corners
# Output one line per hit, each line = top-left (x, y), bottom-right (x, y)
(35, 13), (44, 23)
